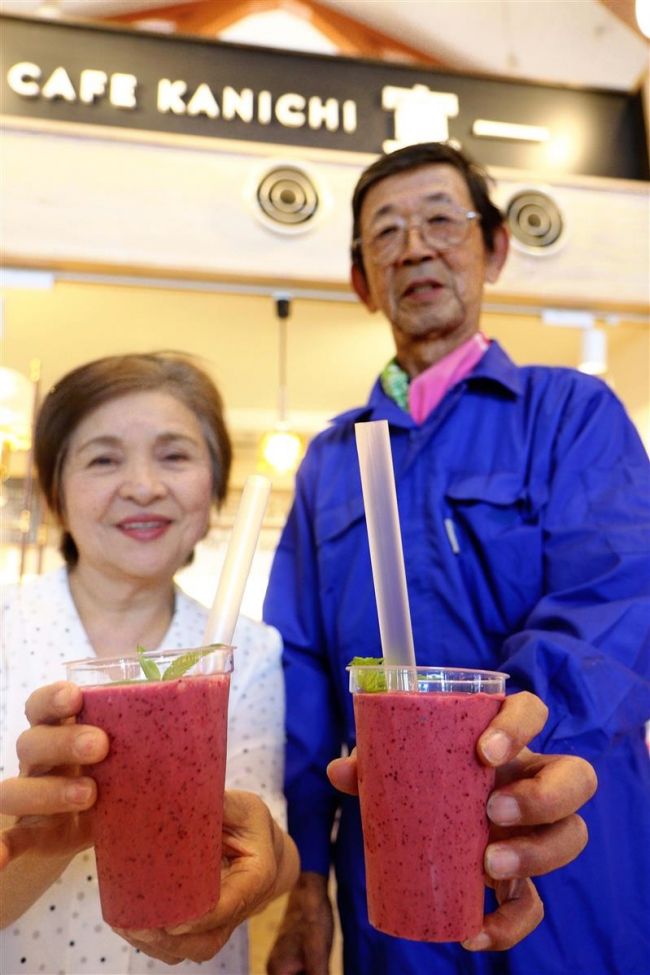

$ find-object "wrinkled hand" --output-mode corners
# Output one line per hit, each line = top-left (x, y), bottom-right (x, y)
(327, 690), (597, 953)
(115, 791), (299, 966)
(266, 871), (333, 975)
(0, 681), (109, 869)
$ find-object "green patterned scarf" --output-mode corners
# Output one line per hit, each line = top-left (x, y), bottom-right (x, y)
(380, 358), (410, 411)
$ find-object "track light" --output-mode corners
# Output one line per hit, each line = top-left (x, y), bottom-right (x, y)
(258, 292), (304, 476)
(578, 328), (607, 376)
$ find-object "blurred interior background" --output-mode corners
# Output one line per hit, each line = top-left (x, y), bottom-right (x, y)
(1, 0), (648, 616)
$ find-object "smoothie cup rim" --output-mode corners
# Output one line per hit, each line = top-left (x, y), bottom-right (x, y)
(347, 664), (508, 679)
(347, 664), (509, 694)
(67, 643), (234, 670)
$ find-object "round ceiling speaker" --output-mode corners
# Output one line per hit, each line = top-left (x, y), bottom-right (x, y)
(256, 166), (319, 227)
(505, 190), (564, 250)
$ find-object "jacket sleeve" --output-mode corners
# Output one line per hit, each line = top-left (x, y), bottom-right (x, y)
(501, 380), (650, 756)
(263, 451), (342, 875)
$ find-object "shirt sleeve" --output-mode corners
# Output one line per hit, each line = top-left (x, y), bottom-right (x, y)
(501, 380), (650, 755)
(263, 454), (342, 876)
(226, 617), (287, 828)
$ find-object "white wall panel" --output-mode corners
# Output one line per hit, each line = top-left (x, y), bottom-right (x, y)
(2, 125), (648, 310)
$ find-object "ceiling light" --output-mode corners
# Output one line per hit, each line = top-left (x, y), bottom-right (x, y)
(636, 0), (650, 39)
(0, 366), (34, 453)
(35, 1), (63, 20)
(259, 427), (303, 475)
(257, 293), (304, 477)
(578, 328), (607, 376)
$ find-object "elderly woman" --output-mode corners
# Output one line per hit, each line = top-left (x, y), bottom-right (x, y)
(0, 352), (298, 975)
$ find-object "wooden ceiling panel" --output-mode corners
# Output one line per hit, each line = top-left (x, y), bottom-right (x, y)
(105, 0), (450, 66)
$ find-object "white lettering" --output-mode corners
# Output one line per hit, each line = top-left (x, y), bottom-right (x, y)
(41, 66), (77, 102)
(79, 69), (107, 104)
(110, 73), (137, 109)
(382, 84), (459, 153)
(308, 96), (338, 131)
(342, 99), (357, 134)
(222, 86), (253, 122)
(187, 82), (219, 118)
(7, 62), (41, 98)
(157, 78), (188, 114)
(257, 90), (272, 125)
(275, 92), (306, 128)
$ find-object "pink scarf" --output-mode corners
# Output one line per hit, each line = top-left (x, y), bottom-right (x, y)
(408, 332), (489, 424)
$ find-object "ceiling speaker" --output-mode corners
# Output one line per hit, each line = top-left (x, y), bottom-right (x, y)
(255, 165), (320, 230)
(505, 189), (565, 252)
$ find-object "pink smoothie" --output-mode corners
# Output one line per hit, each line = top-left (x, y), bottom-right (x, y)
(79, 673), (230, 929)
(354, 690), (504, 942)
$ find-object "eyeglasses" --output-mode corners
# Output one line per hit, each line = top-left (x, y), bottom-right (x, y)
(354, 203), (481, 266)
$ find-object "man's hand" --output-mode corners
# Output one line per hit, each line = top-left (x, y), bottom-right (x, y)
(327, 690), (597, 953)
(115, 791), (300, 965)
(265, 871), (334, 975)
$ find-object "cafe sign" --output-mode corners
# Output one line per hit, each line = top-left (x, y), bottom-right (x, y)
(1, 14), (648, 181)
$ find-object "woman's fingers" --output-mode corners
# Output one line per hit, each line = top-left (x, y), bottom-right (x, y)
(0, 774), (97, 818)
(24, 681), (84, 726)
(0, 807), (94, 865)
(116, 927), (229, 965)
(463, 878), (544, 952)
(16, 723), (109, 775)
(485, 815), (588, 880)
(114, 930), (183, 965)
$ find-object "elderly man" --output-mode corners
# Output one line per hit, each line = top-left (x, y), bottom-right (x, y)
(264, 142), (650, 975)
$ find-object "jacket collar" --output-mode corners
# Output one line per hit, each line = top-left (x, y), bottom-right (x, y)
(330, 340), (522, 430)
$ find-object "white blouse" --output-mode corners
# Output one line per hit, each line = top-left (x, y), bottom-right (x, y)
(0, 567), (286, 975)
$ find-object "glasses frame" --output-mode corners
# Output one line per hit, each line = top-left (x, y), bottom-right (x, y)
(353, 205), (481, 267)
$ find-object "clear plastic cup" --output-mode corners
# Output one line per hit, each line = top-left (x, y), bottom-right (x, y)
(67, 645), (233, 929)
(349, 664), (508, 942)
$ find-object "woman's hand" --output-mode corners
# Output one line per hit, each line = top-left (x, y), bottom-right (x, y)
(0, 681), (109, 927)
(327, 690), (597, 953)
(115, 791), (300, 965)
(0, 680), (109, 869)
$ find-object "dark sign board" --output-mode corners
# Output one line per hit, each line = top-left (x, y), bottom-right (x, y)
(1, 14), (648, 181)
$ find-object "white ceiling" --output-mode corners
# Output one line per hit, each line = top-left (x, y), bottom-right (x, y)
(0, 0), (648, 92)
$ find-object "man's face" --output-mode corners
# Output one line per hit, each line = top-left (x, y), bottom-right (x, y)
(353, 164), (507, 360)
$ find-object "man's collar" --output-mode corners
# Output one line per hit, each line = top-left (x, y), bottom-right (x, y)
(470, 340), (522, 396)
(330, 340), (522, 430)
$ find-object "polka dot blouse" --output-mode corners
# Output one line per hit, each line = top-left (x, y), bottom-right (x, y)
(0, 567), (286, 975)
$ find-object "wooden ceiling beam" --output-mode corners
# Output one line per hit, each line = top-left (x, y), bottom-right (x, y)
(105, 0), (450, 67)
(597, 0), (649, 42)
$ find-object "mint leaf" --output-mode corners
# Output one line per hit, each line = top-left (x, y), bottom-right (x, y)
(161, 645), (227, 681)
(348, 656), (387, 692)
(136, 645), (161, 681)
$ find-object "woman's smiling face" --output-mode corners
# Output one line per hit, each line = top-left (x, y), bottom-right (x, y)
(61, 390), (214, 585)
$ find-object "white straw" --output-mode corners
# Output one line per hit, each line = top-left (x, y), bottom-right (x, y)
(203, 474), (271, 646)
(355, 420), (416, 667)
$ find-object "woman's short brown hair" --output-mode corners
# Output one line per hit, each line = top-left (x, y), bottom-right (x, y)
(35, 352), (232, 567)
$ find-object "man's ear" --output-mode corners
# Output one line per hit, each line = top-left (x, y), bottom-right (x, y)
(351, 263), (377, 312)
(485, 225), (509, 284)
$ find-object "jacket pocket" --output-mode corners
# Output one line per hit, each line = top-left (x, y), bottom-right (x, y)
(444, 471), (546, 637)
(314, 495), (366, 546)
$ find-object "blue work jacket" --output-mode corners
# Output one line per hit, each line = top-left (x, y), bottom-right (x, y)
(264, 341), (650, 975)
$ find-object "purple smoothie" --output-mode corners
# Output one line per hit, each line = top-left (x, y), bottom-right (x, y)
(354, 690), (504, 942)
(79, 673), (230, 929)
